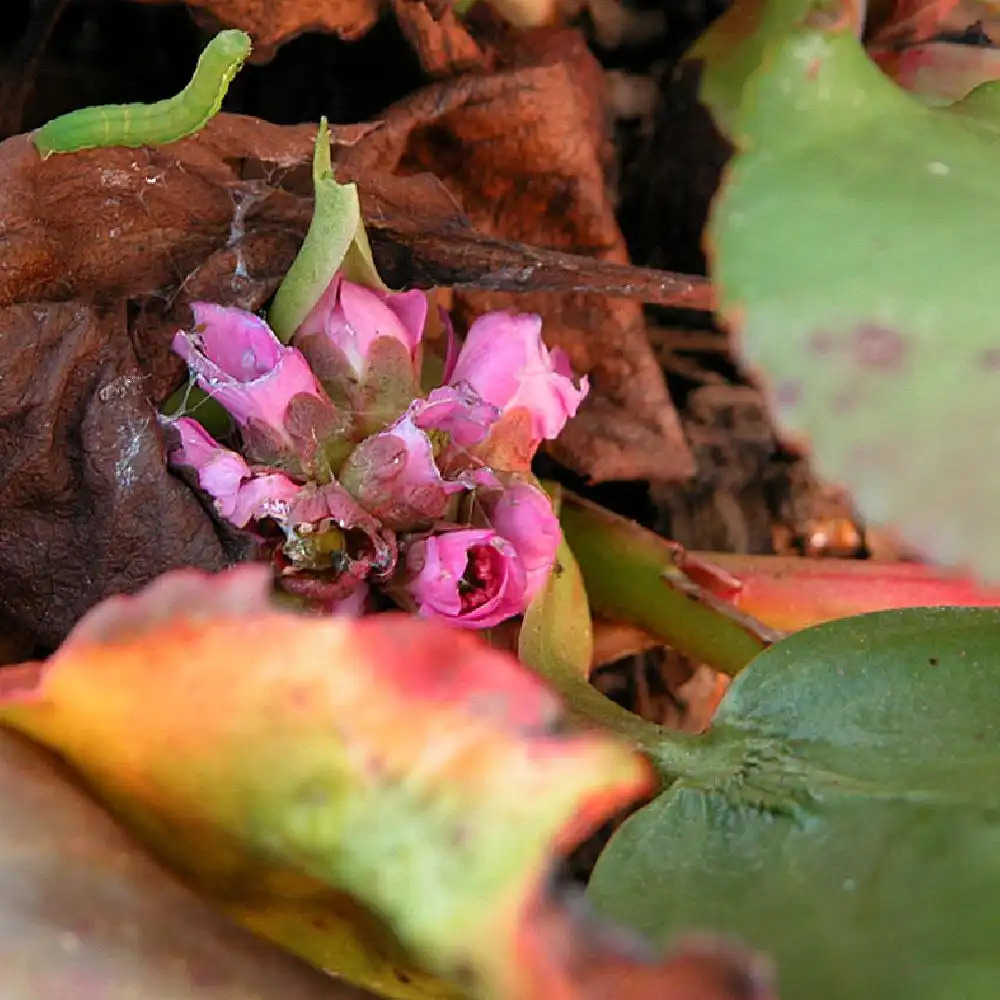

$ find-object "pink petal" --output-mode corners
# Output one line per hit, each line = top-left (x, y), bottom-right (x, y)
(406, 528), (527, 629)
(229, 473), (301, 529)
(190, 303), (283, 379)
(507, 366), (589, 442)
(487, 483), (560, 604)
(293, 274), (341, 343)
(448, 310), (588, 444)
(392, 409), (465, 495)
(173, 306), (338, 474)
(166, 417), (250, 520)
(165, 416), (300, 529)
(381, 288), (428, 349)
(450, 311), (536, 408)
(413, 384), (500, 448)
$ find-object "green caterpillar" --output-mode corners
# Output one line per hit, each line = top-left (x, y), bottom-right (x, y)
(32, 29), (252, 158)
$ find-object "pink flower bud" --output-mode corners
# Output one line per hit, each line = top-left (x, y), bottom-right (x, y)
(486, 482), (560, 605)
(340, 402), (494, 531)
(295, 276), (427, 380)
(173, 303), (345, 474)
(449, 311), (589, 445)
(294, 277), (429, 435)
(405, 528), (527, 629)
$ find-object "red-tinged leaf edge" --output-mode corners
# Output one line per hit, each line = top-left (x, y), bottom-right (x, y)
(0, 565), (723, 1000)
(694, 552), (1000, 632)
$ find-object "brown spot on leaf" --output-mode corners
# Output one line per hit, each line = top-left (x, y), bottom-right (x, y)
(853, 324), (908, 370)
(773, 380), (802, 408)
(979, 348), (1000, 370)
(807, 330), (839, 356)
(831, 384), (865, 415)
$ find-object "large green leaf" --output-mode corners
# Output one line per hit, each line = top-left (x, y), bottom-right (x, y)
(703, 0), (1000, 578)
(589, 607), (1000, 999)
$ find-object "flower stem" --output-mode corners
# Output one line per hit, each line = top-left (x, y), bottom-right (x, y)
(559, 492), (778, 676)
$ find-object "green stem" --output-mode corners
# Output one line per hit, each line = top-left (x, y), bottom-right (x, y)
(559, 492), (775, 676)
(554, 675), (718, 785)
(516, 495), (730, 786)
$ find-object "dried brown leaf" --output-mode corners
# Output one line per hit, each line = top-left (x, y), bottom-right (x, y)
(392, 0), (491, 77)
(0, 300), (229, 648)
(130, 0), (382, 49)
(0, 106), (701, 645)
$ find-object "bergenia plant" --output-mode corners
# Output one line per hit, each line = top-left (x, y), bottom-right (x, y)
(162, 122), (587, 630)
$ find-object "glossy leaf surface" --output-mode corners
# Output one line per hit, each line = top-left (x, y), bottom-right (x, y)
(591, 607), (1000, 1000)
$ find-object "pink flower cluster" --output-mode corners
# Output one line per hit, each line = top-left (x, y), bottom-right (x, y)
(164, 277), (588, 629)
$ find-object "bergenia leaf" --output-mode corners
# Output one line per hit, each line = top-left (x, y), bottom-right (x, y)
(0, 727), (373, 1000)
(701, 0), (1000, 578)
(590, 606), (1000, 1000)
(0, 565), (666, 1000)
(705, 550), (1000, 632)
(268, 118), (370, 342)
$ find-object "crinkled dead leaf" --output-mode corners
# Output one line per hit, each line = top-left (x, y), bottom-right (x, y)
(359, 171), (712, 309)
(340, 20), (695, 482)
(0, 119), (331, 395)
(0, 119), (329, 649)
(0, 111), (700, 647)
(0, 564), (729, 1000)
(0, 299), (229, 649)
(392, 0), (489, 78)
(0, 727), (375, 1000)
(591, 606), (1000, 1000)
(700, 0), (1000, 579)
(129, 0), (381, 50)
